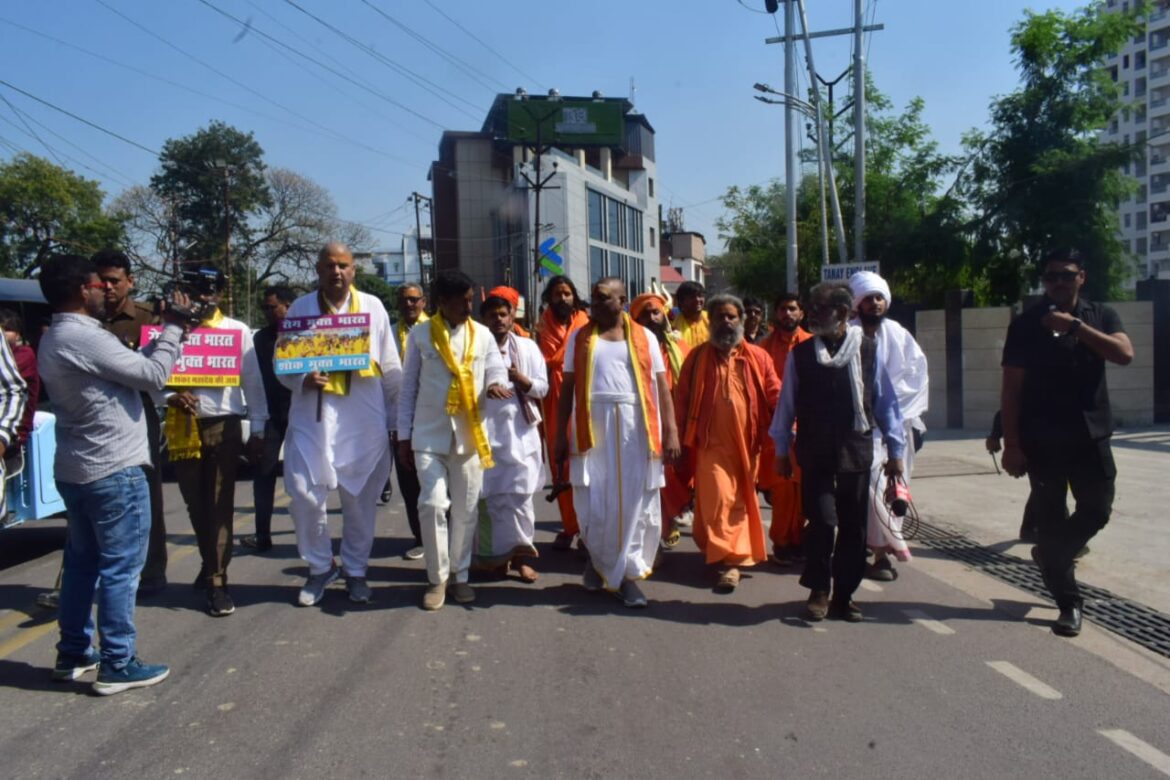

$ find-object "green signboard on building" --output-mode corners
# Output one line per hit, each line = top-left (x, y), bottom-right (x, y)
(505, 99), (625, 147)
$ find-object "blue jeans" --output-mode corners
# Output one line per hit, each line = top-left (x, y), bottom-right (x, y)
(56, 467), (151, 669)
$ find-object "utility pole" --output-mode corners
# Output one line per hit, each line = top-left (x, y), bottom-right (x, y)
(765, 2), (882, 267)
(853, 0), (866, 264)
(219, 163), (233, 316)
(516, 98), (562, 326)
(783, 0), (798, 295)
(410, 191), (433, 290)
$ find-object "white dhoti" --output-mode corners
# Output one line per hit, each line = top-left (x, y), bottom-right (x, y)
(286, 444), (391, 576)
(571, 393), (664, 590)
(474, 493), (538, 568)
(866, 418), (917, 561)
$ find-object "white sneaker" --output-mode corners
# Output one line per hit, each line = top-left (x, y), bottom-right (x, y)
(675, 510), (694, 529)
(404, 545), (425, 561)
(297, 565), (340, 607)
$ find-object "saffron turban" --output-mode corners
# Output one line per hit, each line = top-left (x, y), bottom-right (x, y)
(849, 270), (892, 309)
(487, 286), (521, 309)
(630, 293), (667, 322)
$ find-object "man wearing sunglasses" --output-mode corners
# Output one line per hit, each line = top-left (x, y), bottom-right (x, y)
(1000, 248), (1134, 638)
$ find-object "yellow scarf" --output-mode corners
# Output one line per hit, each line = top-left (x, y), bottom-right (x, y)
(396, 311), (428, 356)
(429, 313), (494, 468)
(319, 287), (381, 396)
(163, 307), (227, 461)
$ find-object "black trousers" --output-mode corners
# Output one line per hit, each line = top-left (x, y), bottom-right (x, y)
(141, 402), (167, 584)
(799, 468), (869, 601)
(251, 421), (287, 542)
(1026, 436), (1115, 609)
(394, 445), (422, 545)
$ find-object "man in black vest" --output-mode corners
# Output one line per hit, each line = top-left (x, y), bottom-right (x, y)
(770, 281), (905, 622)
(1000, 247), (1133, 637)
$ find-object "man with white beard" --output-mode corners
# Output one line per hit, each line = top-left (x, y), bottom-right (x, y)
(848, 271), (928, 582)
(770, 281), (905, 622)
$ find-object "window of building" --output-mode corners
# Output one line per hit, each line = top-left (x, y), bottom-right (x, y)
(1124, 54), (1130, 69)
(1125, 212), (1132, 228)
(607, 199), (621, 245)
(590, 245), (607, 283)
(1137, 51), (1147, 70)
(588, 189), (605, 241)
(648, 178), (655, 198)
(1138, 210), (1148, 230)
(649, 227), (656, 247)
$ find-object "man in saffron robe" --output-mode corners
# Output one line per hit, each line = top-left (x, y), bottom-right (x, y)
(632, 292), (690, 547)
(397, 270), (510, 611)
(757, 292), (814, 563)
(473, 289), (548, 582)
(670, 281), (709, 350)
(536, 275), (590, 549)
(553, 278), (681, 608)
(675, 295), (780, 592)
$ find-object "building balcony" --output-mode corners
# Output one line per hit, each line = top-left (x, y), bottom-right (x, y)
(1150, 66), (1170, 87)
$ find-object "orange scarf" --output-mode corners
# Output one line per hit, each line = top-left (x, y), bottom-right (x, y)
(572, 313), (661, 457)
(538, 307), (589, 373)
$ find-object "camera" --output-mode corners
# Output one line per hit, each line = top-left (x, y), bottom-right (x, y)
(158, 267), (225, 325)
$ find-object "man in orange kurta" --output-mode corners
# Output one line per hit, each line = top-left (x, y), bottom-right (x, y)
(536, 276), (590, 549)
(632, 293), (691, 545)
(758, 292), (813, 562)
(675, 295), (780, 591)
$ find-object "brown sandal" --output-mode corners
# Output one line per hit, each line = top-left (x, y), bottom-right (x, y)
(715, 567), (740, 592)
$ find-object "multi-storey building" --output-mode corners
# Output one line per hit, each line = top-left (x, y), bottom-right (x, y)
(1108, 0), (1170, 281)
(429, 91), (660, 309)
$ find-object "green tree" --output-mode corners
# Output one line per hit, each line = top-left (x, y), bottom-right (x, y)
(0, 153), (124, 276)
(960, 2), (1145, 302)
(149, 120), (271, 283)
(356, 272), (396, 314)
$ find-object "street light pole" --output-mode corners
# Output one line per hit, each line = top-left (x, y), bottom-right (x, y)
(212, 159), (233, 317)
(783, 0), (799, 296)
(853, 0), (866, 263)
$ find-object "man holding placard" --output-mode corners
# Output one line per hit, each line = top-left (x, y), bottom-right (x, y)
(159, 268), (267, 618)
(276, 242), (401, 608)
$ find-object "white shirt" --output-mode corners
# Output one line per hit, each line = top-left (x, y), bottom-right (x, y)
(850, 316), (930, 429)
(167, 313), (268, 435)
(481, 333), (549, 496)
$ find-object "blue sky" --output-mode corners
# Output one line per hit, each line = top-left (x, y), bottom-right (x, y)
(0, 1), (1084, 255)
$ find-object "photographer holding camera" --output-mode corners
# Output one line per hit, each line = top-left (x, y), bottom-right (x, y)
(164, 267), (267, 618)
(39, 254), (187, 694)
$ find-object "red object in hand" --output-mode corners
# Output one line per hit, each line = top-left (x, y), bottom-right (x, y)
(886, 476), (911, 516)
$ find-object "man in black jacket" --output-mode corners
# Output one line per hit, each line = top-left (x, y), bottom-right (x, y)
(1000, 248), (1133, 637)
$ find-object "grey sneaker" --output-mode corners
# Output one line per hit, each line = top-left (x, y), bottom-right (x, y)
(52, 647), (100, 681)
(404, 545), (425, 561)
(620, 580), (648, 608)
(582, 564), (603, 592)
(449, 581), (475, 604)
(346, 576), (372, 604)
(297, 565), (341, 607)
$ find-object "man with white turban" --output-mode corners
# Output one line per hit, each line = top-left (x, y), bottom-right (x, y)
(849, 270), (928, 581)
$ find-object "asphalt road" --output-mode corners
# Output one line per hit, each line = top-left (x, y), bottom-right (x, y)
(0, 473), (1168, 779)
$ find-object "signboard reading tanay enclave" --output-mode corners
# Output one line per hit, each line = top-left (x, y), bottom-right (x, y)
(141, 325), (242, 386)
(274, 312), (371, 375)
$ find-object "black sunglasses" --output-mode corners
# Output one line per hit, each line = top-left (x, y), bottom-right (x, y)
(1042, 271), (1080, 283)
(401, 295), (423, 304)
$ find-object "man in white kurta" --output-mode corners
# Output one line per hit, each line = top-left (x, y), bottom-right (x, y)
(279, 243), (401, 607)
(553, 278), (681, 609)
(849, 271), (928, 579)
(473, 290), (549, 582)
(396, 270), (509, 611)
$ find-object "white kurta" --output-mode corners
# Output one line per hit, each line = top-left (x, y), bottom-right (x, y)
(564, 331), (666, 590)
(850, 317), (929, 560)
(474, 334), (549, 566)
(278, 290), (401, 494)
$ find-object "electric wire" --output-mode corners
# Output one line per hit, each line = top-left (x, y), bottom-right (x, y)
(422, 0), (544, 90)
(358, 0), (508, 93)
(0, 105), (136, 188)
(0, 92), (65, 168)
(193, 0), (449, 130)
(279, 0), (482, 119)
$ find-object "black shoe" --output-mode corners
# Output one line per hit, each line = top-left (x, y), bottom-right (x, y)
(865, 558), (898, 582)
(240, 534), (272, 552)
(378, 490), (392, 505)
(1053, 604), (1082, 637)
(207, 587), (235, 617)
(805, 591), (830, 622)
(192, 570), (209, 591)
(829, 600), (863, 622)
(1019, 525), (1039, 544)
(137, 576), (167, 598)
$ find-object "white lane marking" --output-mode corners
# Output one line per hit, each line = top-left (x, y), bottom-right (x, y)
(902, 609), (956, 635)
(986, 661), (1063, 700)
(1100, 730), (1170, 776)
(858, 580), (883, 592)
